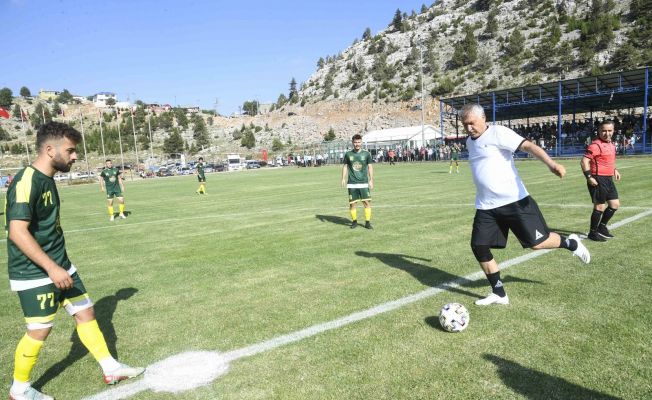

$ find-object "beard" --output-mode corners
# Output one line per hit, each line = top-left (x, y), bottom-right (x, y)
(53, 154), (74, 172)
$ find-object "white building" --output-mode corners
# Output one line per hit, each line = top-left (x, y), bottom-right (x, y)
(93, 92), (117, 107)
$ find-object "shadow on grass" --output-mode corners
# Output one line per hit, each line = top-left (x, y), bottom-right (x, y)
(355, 251), (482, 299)
(33, 287), (138, 390)
(315, 214), (351, 226)
(483, 354), (622, 400)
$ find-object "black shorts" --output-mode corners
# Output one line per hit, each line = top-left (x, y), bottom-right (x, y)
(587, 176), (618, 204)
(471, 196), (550, 249)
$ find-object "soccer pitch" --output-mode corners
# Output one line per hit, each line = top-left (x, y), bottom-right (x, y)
(1, 158), (651, 399)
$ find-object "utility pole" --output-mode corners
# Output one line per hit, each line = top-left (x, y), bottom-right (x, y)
(419, 43), (425, 150)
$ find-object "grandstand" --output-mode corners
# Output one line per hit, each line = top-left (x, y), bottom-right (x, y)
(440, 67), (651, 156)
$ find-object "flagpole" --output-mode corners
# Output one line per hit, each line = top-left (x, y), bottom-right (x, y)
(79, 110), (91, 177)
(147, 109), (154, 161)
(130, 108), (140, 177)
(19, 108), (31, 163)
(117, 111), (125, 172)
(98, 109), (106, 160)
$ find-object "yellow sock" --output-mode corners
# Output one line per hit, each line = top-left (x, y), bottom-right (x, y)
(118, 204), (125, 214)
(350, 208), (357, 221)
(77, 320), (111, 362)
(364, 208), (372, 222)
(108, 206), (114, 216)
(13, 334), (44, 383)
(200, 184), (205, 194)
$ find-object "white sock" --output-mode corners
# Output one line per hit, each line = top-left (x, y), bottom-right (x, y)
(99, 356), (121, 373)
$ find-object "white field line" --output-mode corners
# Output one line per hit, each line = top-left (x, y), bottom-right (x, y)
(2, 204), (647, 244)
(82, 208), (652, 400)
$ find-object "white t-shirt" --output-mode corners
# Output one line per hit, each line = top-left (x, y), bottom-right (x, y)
(466, 125), (529, 210)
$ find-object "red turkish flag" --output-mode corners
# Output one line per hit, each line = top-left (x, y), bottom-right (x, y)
(0, 106), (10, 119)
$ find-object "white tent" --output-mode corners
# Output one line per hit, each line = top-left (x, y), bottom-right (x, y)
(362, 125), (444, 148)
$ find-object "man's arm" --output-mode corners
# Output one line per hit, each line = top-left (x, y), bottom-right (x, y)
(580, 156), (598, 187)
(519, 140), (566, 178)
(368, 164), (374, 190)
(98, 174), (105, 191)
(341, 164), (348, 188)
(119, 174), (125, 192)
(8, 220), (73, 290)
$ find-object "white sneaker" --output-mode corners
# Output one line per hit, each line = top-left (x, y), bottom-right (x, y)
(475, 293), (509, 306)
(569, 234), (590, 264)
(119, 213), (126, 219)
(9, 386), (53, 400)
(103, 363), (145, 385)
(109, 215), (115, 221)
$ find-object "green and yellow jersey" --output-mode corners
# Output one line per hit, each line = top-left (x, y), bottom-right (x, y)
(100, 167), (122, 193)
(344, 149), (372, 185)
(5, 166), (73, 291)
(197, 162), (206, 181)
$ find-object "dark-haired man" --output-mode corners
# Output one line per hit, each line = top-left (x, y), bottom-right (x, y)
(5, 122), (144, 400)
(196, 157), (207, 194)
(341, 134), (374, 229)
(99, 159), (126, 221)
(581, 120), (621, 241)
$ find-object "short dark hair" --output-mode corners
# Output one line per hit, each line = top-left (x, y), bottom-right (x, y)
(198, 157), (204, 161)
(36, 122), (82, 151)
(105, 159), (112, 162)
(352, 134), (363, 141)
(599, 120), (615, 129)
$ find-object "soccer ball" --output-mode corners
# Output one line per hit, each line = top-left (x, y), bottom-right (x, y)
(439, 303), (470, 333)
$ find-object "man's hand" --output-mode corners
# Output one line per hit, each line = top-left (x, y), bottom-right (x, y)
(549, 163), (566, 178)
(47, 265), (73, 290)
(614, 169), (621, 181)
(587, 176), (598, 187)
(369, 180), (374, 190)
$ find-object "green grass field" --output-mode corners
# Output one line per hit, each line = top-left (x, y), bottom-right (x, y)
(1, 158), (651, 399)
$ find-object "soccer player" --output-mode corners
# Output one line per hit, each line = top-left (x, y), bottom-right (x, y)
(99, 159), (126, 221)
(461, 104), (590, 306)
(5, 122), (144, 400)
(581, 120), (621, 241)
(449, 143), (461, 173)
(341, 134), (374, 229)
(196, 157), (207, 194)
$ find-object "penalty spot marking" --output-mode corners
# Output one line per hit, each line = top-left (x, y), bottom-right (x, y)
(81, 207), (651, 399)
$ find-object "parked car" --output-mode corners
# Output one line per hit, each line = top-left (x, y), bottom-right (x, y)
(246, 160), (261, 169)
(156, 167), (174, 177)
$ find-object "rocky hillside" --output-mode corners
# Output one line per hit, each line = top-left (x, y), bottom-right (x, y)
(301, 0), (645, 102)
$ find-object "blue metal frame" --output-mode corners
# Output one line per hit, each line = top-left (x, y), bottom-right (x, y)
(440, 68), (652, 155)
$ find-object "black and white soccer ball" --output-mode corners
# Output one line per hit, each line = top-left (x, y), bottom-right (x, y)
(439, 303), (470, 333)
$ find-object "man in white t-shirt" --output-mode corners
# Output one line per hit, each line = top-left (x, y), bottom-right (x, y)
(462, 104), (591, 306)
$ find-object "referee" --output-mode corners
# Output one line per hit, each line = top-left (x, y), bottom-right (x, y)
(581, 120), (621, 241)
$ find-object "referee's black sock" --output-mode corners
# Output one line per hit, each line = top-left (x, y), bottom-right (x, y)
(600, 207), (617, 225)
(558, 235), (578, 252)
(486, 271), (506, 297)
(590, 210), (603, 232)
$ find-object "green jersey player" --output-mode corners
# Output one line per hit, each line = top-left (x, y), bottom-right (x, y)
(99, 159), (126, 221)
(5, 122), (143, 400)
(341, 134), (374, 229)
(449, 143), (461, 173)
(196, 157), (206, 194)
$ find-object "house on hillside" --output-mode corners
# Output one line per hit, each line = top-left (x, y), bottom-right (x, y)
(93, 92), (117, 107)
(38, 89), (61, 101)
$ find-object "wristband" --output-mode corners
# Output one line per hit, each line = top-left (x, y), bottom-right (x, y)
(583, 170), (592, 179)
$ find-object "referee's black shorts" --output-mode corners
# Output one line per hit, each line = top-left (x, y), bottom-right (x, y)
(587, 176), (618, 204)
(471, 196), (551, 249)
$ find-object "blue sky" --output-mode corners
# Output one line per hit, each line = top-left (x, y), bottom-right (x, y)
(1, 0), (430, 115)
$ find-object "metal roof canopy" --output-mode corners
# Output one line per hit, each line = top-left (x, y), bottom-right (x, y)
(441, 67), (651, 121)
